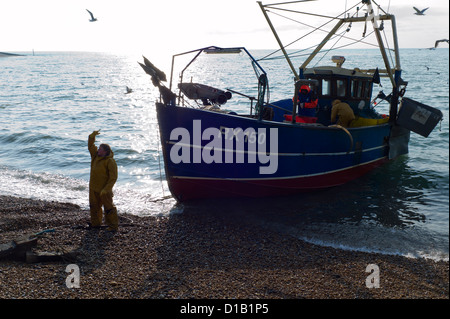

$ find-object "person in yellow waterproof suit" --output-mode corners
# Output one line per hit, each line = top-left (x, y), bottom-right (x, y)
(331, 99), (356, 128)
(88, 130), (118, 231)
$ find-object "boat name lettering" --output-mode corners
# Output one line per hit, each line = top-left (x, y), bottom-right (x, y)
(169, 120), (278, 174)
(219, 126), (266, 144)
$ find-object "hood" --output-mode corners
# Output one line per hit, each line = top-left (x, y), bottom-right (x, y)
(300, 85), (311, 93)
(98, 149), (114, 160)
(332, 99), (341, 106)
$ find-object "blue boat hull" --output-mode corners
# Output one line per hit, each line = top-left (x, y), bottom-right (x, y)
(156, 102), (392, 201)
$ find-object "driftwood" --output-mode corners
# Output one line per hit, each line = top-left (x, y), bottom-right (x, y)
(0, 234), (38, 260)
(25, 251), (78, 263)
(0, 232), (77, 263)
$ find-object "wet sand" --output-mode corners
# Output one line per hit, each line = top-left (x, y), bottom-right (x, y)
(0, 195), (448, 301)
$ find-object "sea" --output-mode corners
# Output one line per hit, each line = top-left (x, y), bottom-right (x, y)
(0, 48), (448, 262)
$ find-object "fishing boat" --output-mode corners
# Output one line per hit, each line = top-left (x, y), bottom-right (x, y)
(140, 0), (443, 202)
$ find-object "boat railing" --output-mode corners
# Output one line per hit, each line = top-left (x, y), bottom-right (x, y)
(166, 46), (270, 117)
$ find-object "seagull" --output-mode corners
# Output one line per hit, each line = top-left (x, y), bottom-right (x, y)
(435, 39), (449, 48)
(86, 9), (97, 22)
(125, 86), (133, 94)
(413, 7), (429, 15)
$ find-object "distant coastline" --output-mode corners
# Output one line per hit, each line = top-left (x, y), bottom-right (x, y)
(0, 51), (25, 57)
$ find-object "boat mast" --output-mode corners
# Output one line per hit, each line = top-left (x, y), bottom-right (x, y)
(390, 15), (401, 70)
(300, 20), (345, 70)
(364, 0), (400, 121)
(365, 0), (395, 87)
(258, 1), (300, 81)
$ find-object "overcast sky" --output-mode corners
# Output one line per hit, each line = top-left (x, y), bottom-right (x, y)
(1, 0), (448, 55)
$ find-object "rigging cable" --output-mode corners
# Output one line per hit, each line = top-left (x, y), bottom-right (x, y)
(257, 10), (336, 61)
(313, 27), (349, 67)
(257, 2), (373, 62)
(257, 2), (360, 61)
(261, 29), (378, 62)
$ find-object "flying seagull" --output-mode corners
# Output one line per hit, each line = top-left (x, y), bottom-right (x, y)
(86, 9), (97, 22)
(125, 86), (133, 94)
(435, 39), (449, 48)
(413, 7), (429, 15)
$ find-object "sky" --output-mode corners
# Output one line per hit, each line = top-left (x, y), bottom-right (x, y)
(1, 0), (448, 56)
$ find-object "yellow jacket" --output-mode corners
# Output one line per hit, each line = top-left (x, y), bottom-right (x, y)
(88, 134), (118, 193)
(331, 100), (356, 127)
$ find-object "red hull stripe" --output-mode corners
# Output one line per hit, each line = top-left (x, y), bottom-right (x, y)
(168, 157), (388, 201)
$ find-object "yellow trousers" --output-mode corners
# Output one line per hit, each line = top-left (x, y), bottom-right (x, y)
(89, 189), (118, 231)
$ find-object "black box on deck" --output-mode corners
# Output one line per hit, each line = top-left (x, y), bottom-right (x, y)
(397, 97), (443, 137)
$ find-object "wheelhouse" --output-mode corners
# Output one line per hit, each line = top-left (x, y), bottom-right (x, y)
(301, 65), (377, 125)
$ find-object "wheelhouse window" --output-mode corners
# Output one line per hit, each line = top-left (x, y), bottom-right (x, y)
(321, 79), (331, 96)
(314, 77), (372, 99)
(351, 79), (372, 99)
(336, 79), (347, 97)
(352, 80), (362, 98)
(363, 81), (371, 99)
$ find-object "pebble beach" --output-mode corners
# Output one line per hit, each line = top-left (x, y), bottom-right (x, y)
(0, 195), (448, 301)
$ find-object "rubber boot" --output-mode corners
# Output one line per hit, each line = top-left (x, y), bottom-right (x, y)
(105, 207), (119, 231)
